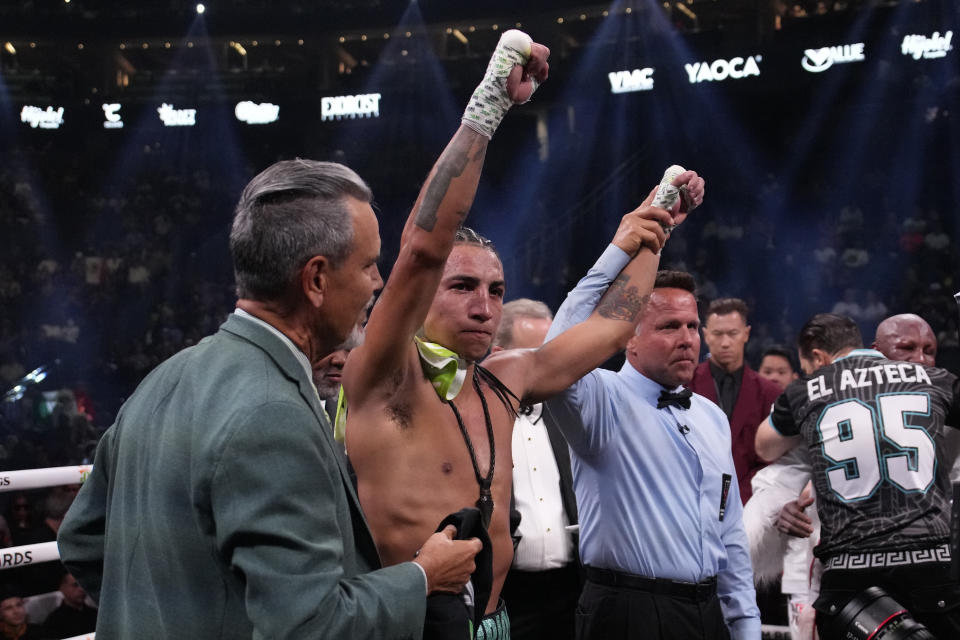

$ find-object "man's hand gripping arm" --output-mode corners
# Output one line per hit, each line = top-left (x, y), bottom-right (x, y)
(495, 170), (705, 403)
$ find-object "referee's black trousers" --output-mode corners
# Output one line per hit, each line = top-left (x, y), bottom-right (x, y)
(576, 570), (731, 640)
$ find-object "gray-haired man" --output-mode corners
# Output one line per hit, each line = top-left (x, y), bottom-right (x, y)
(58, 159), (481, 639)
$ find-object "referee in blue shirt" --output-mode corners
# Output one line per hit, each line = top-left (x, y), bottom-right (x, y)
(545, 256), (760, 640)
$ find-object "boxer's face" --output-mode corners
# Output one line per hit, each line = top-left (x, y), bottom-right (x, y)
(423, 245), (504, 361)
(626, 288), (700, 388)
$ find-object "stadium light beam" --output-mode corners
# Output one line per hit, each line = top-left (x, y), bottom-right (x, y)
(196, 3), (205, 14)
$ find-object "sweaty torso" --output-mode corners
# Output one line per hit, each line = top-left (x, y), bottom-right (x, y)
(346, 347), (521, 613)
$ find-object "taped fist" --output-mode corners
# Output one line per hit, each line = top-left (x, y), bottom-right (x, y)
(462, 30), (550, 138)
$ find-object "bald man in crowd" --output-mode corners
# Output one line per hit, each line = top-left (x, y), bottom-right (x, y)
(872, 313), (937, 367)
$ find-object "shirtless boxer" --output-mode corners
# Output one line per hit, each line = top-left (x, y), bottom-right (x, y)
(343, 28), (705, 638)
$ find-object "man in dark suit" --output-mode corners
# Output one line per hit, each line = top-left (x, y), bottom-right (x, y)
(689, 297), (781, 503)
(491, 299), (580, 640)
(41, 570), (98, 639)
(57, 160), (481, 639)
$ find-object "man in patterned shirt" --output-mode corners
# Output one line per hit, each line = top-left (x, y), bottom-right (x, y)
(756, 312), (960, 638)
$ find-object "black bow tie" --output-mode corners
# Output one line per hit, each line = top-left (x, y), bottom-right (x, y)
(657, 388), (692, 410)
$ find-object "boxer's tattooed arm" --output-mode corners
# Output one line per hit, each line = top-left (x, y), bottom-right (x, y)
(413, 134), (484, 231)
(596, 275), (646, 322)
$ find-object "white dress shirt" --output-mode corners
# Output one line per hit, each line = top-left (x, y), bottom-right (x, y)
(511, 403), (575, 571)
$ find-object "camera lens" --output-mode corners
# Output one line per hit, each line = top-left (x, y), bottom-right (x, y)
(827, 586), (935, 640)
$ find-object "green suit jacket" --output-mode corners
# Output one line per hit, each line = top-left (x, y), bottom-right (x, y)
(58, 313), (426, 639)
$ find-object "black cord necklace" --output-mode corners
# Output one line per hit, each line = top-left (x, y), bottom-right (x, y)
(447, 367), (496, 529)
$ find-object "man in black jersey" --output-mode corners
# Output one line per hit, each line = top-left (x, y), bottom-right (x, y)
(756, 312), (960, 638)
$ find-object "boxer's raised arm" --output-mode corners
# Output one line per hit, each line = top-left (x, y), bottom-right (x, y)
(346, 32), (549, 399)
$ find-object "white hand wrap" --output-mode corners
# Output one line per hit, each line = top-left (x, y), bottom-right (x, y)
(651, 164), (686, 234)
(462, 30), (535, 139)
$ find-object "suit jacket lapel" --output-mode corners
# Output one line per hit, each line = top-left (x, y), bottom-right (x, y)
(728, 366), (759, 441)
(220, 315), (381, 563)
(541, 403), (578, 526)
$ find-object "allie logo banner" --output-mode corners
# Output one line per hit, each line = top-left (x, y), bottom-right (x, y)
(801, 43), (865, 72)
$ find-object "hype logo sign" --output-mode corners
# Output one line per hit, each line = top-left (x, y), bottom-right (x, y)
(801, 43), (865, 72)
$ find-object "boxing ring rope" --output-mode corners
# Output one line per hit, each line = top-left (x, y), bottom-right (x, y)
(1, 465), (95, 639)
(2, 465), (792, 639)
(1, 465), (92, 493)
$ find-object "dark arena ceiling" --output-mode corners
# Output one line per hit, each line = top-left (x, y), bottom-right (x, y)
(4, 0), (945, 105)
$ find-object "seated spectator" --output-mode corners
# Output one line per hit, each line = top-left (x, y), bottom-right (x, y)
(0, 584), (45, 640)
(830, 288), (863, 322)
(858, 290), (887, 327)
(16, 490), (75, 596)
(41, 570), (97, 639)
(5, 494), (35, 547)
(924, 219), (950, 252)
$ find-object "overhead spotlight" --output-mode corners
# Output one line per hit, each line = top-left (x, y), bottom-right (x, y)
(361, 34), (367, 41)
(3, 42), (15, 55)
(339, 36), (345, 43)
(251, 40), (258, 46)
(196, 3), (205, 14)
(492, 24), (499, 30)
(383, 33), (389, 39)
(78, 43), (85, 50)
(164, 42), (171, 48)
(445, 27), (452, 34)
(405, 31), (412, 37)
(119, 43), (126, 49)
(625, 7), (632, 13)
(557, 17), (564, 24)
(29, 42), (36, 48)
(602, 10), (609, 16)
(274, 39), (281, 46)
(580, 14), (586, 20)
(230, 41), (247, 56)
(452, 29), (468, 45)
(187, 41), (194, 47)
(297, 39), (304, 45)
(142, 42), (149, 49)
